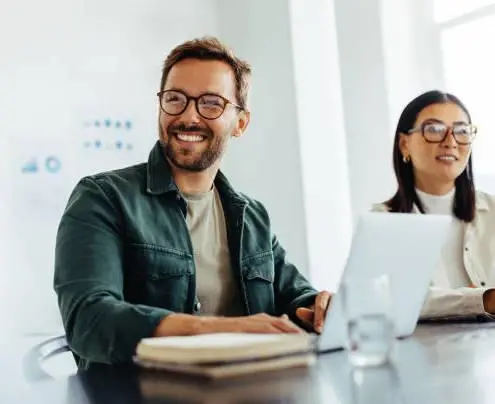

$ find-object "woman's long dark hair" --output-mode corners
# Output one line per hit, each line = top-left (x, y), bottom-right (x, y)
(385, 90), (476, 222)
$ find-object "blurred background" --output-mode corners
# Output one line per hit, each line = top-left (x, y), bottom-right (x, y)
(1, 0), (495, 338)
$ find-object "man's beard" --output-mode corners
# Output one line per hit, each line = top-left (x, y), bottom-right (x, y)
(160, 123), (229, 172)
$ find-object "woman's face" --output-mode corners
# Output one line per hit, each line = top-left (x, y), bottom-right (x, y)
(399, 102), (474, 192)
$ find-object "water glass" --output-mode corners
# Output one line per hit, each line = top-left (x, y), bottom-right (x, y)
(340, 273), (395, 367)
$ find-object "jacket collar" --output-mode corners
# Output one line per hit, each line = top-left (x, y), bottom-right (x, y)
(214, 170), (248, 206)
(475, 190), (489, 212)
(146, 141), (178, 195)
(145, 141), (247, 205)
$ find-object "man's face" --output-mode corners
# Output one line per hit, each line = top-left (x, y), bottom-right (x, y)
(159, 59), (249, 172)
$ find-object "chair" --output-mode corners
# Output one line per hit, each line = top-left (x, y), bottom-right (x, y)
(22, 334), (73, 382)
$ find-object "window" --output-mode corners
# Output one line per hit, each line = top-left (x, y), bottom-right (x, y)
(436, 0), (495, 192)
(434, 0), (495, 23)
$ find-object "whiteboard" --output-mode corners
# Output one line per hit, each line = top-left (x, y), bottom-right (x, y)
(0, 0), (218, 335)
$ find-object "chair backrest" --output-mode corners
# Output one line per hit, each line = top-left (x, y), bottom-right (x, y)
(22, 335), (71, 382)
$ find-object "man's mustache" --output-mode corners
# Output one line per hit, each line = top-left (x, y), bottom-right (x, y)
(168, 124), (212, 136)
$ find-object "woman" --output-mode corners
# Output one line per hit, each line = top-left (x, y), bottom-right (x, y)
(373, 90), (495, 318)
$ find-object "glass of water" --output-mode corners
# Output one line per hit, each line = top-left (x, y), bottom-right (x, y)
(340, 273), (395, 367)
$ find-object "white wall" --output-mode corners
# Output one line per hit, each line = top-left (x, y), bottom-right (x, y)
(216, 0), (310, 276)
(217, 0), (356, 292)
(333, 0), (396, 218)
(288, 0), (352, 291)
(380, 0), (445, 131)
(0, 0), (219, 335)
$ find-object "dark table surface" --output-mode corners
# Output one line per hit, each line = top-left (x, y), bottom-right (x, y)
(3, 322), (495, 404)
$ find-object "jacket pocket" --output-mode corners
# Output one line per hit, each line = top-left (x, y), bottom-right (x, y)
(125, 243), (193, 311)
(241, 251), (275, 314)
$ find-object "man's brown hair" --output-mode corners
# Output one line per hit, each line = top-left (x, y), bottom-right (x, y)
(160, 36), (251, 109)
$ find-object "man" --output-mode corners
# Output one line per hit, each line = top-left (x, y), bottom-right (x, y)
(54, 36), (331, 369)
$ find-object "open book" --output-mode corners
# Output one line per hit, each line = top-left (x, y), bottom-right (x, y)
(134, 333), (316, 379)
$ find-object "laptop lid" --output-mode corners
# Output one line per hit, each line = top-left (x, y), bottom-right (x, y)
(317, 212), (452, 353)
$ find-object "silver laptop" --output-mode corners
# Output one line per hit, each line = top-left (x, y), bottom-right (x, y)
(316, 212), (452, 353)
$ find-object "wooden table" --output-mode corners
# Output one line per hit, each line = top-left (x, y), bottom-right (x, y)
(3, 323), (495, 403)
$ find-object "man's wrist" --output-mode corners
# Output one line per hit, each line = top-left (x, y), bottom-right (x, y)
(191, 316), (224, 334)
(196, 316), (240, 333)
(153, 313), (200, 337)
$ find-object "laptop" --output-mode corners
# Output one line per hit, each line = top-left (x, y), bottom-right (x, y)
(316, 212), (453, 353)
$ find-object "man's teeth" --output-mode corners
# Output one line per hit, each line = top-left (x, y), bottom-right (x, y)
(176, 133), (204, 142)
(437, 156), (456, 161)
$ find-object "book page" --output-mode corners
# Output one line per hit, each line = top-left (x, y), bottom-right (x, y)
(141, 333), (296, 349)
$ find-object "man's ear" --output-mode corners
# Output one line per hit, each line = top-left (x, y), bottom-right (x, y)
(232, 110), (250, 138)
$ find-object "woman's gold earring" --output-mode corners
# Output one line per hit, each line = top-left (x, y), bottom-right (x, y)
(403, 155), (410, 164)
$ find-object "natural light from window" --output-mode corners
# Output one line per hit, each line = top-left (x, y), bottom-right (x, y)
(434, 0), (495, 23)
(438, 2), (495, 192)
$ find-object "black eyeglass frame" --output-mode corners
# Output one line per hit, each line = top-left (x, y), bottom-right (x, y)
(157, 89), (243, 120)
(407, 120), (478, 145)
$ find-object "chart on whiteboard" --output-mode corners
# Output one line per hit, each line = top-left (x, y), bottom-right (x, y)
(74, 113), (150, 177)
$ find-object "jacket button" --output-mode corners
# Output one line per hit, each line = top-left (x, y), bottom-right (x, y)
(481, 282), (486, 287)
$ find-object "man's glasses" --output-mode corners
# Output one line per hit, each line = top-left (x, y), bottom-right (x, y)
(157, 89), (243, 120)
(408, 121), (477, 145)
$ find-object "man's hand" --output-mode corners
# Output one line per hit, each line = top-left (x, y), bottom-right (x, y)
(221, 313), (305, 334)
(295, 291), (332, 334)
(154, 313), (305, 337)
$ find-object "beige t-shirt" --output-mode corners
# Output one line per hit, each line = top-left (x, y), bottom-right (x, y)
(183, 187), (244, 316)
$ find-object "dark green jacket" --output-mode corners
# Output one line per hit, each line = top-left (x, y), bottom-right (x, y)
(54, 141), (318, 369)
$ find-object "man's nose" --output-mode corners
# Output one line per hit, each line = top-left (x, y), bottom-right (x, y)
(180, 99), (202, 124)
